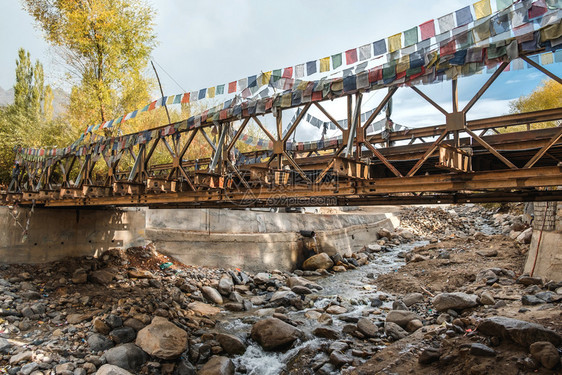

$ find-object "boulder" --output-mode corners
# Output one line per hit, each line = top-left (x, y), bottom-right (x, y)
(384, 322), (408, 341)
(250, 317), (300, 351)
(332, 265), (346, 272)
(480, 291), (495, 305)
(385, 310), (420, 328)
(326, 305), (347, 315)
(216, 333), (246, 355)
(72, 269), (88, 284)
(357, 318), (378, 338)
(291, 286), (312, 295)
(95, 364), (133, 375)
(88, 333), (114, 352)
(103, 343), (146, 371)
(0, 337), (11, 354)
(109, 327), (136, 344)
(287, 276), (322, 290)
(202, 286), (223, 304)
(478, 317), (562, 347)
(529, 341), (560, 370)
(516, 227), (533, 244)
(406, 319), (423, 332)
(218, 275), (234, 296)
(418, 347), (440, 365)
(302, 253), (334, 271)
(9, 350), (33, 364)
(90, 269), (115, 285)
(403, 293), (424, 306)
(188, 301), (221, 316)
(470, 343), (496, 357)
(253, 273), (271, 284)
(93, 318), (111, 335)
(432, 292), (478, 311)
(135, 317), (188, 359)
(313, 327), (340, 340)
(127, 269), (153, 279)
(330, 350), (353, 367)
(198, 356), (234, 375)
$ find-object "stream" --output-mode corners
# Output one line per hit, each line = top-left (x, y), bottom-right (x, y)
(218, 240), (428, 375)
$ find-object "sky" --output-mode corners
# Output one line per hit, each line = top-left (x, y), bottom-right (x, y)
(1, 0), (561, 141)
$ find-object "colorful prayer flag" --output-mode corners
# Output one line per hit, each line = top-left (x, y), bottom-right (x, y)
(216, 84), (225, 95)
(282, 67), (293, 78)
(198, 89), (206, 100)
(345, 49), (358, 65)
(388, 33), (402, 53)
(373, 39), (387, 55)
(359, 44), (371, 61)
(306, 60), (317, 75)
(207, 86), (216, 98)
(181, 93), (190, 103)
(228, 81), (237, 93)
(456, 6), (474, 26)
(330, 54), (341, 69)
(260, 71), (272, 85)
(496, 0), (512, 10)
(474, 0), (492, 19)
(404, 27), (418, 47)
(438, 13), (455, 33)
(295, 64), (305, 78)
(419, 20), (436, 40)
(320, 57), (331, 72)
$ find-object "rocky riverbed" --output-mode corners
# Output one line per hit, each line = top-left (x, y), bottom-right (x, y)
(0, 204), (560, 375)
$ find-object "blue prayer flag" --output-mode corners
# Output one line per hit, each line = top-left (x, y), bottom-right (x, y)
(306, 60), (317, 75)
(456, 6), (473, 26)
(373, 39), (387, 56)
(198, 89), (206, 100)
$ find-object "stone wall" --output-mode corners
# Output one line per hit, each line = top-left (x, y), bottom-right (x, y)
(523, 201), (562, 281)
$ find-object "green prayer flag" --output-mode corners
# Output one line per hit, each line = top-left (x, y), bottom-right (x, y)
(496, 0), (512, 10)
(403, 27), (418, 47)
(332, 53), (342, 69)
(272, 69), (282, 82)
(216, 84), (225, 95)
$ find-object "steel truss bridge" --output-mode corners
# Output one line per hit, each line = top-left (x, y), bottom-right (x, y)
(3, 53), (562, 209)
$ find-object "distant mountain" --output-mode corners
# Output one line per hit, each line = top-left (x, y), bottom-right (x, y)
(0, 85), (68, 116)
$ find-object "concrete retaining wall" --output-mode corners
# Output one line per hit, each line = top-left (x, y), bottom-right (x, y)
(0, 207), (398, 271)
(0, 206), (146, 264)
(523, 201), (562, 281)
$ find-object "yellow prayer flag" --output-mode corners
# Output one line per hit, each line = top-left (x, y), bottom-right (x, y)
(396, 55), (410, 74)
(388, 33), (402, 53)
(296, 80), (308, 90)
(320, 57), (330, 72)
(261, 71), (272, 86)
(166, 96), (175, 105)
(207, 86), (216, 98)
(541, 52), (554, 65)
(474, 0), (492, 19)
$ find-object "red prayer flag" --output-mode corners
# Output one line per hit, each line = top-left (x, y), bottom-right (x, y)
(148, 101), (157, 111)
(345, 49), (358, 65)
(419, 20), (435, 40)
(228, 81), (237, 93)
(440, 40), (456, 56)
(181, 93), (190, 104)
(368, 66), (383, 83)
(282, 67), (293, 78)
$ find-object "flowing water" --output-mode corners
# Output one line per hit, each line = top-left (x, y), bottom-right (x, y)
(224, 240), (428, 374)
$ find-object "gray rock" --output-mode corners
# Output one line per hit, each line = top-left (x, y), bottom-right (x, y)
(202, 286), (223, 304)
(480, 291), (495, 305)
(470, 343), (496, 357)
(216, 333), (246, 355)
(329, 341), (349, 353)
(135, 317), (188, 360)
(403, 293), (424, 306)
(522, 295), (545, 305)
(176, 358), (196, 375)
(103, 343), (146, 371)
(95, 364), (134, 375)
(109, 327), (136, 344)
(287, 276), (322, 290)
(357, 318), (378, 338)
(432, 292), (478, 311)
(330, 350), (353, 367)
(291, 286), (312, 295)
(20, 362), (38, 375)
(88, 333), (114, 352)
(385, 310), (420, 328)
(250, 317), (300, 351)
(198, 356), (234, 375)
(302, 253), (334, 271)
(106, 315), (123, 329)
(517, 276), (543, 286)
(418, 347), (440, 364)
(478, 316), (562, 347)
(313, 327), (340, 340)
(0, 337), (11, 354)
(406, 319), (423, 332)
(384, 322), (408, 341)
(529, 341), (560, 370)
(218, 275), (234, 296)
(392, 300), (408, 311)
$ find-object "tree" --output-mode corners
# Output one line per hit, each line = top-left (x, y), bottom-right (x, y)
(22, 0), (157, 130)
(509, 79), (562, 129)
(0, 49), (60, 183)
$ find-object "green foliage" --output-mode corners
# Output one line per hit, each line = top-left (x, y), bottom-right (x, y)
(0, 49), (66, 183)
(23, 0), (157, 131)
